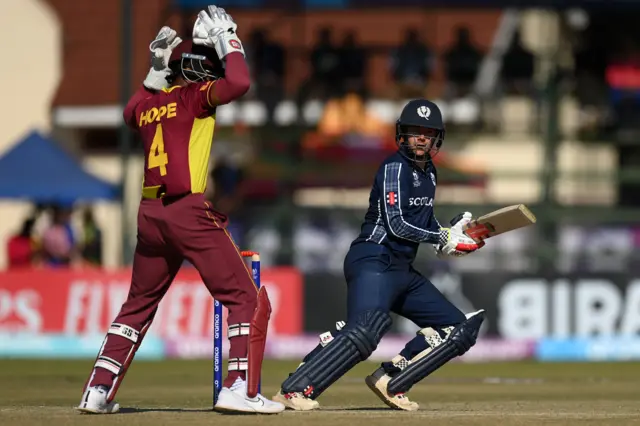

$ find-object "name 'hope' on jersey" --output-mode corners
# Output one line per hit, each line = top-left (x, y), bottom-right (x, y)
(352, 152), (441, 263)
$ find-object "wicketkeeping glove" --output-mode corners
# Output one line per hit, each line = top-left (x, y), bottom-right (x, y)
(192, 5), (245, 59)
(143, 26), (182, 91)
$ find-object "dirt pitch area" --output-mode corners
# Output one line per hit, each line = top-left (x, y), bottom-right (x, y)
(0, 359), (639, 425)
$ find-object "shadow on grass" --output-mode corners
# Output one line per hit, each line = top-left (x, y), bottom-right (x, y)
(119, 407), (214, 414)
(321, 407), (395, 412)
(118, 406), (397, 415)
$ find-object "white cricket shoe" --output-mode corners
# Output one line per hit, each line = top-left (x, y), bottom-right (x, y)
(272, 390), (320, 411)
(76, 385), (120, 414)
(365, 368), (419, 411)
(214, 377), (285, 414)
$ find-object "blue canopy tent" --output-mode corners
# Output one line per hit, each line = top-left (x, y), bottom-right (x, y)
(0, 131), (119, 204)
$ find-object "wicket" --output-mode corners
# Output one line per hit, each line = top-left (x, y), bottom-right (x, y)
(213, 250), (261, 407)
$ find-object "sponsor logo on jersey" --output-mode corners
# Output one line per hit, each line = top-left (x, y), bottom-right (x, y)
(409, 197), (433, 207)
(386, 192), (396, 206)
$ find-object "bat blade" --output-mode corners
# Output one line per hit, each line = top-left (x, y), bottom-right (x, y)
(463, 204), (536, 242)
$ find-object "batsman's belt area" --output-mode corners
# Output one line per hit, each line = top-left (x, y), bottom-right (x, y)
(1, 361), (640, 425)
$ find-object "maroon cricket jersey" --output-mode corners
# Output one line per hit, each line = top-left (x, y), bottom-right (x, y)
(124, 81), (217, 197)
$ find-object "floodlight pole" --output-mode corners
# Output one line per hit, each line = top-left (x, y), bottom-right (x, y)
(119, 0), (133, 265)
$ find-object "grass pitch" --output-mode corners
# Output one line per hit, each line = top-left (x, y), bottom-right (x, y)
(0, 359), (639, 425)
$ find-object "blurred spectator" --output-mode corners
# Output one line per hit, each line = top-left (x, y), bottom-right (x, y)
(340, 31), (367, 98)
(604, 40), (640, 206)
(443, 26), (483, 98)
(298, 27), (342, 103)
(389, 28), (434, 99)
(6, 217), (37, 269)
(246, 28), (285, 125)
(41, 205), (77, 267)
(570, 16), (611, 136)
(318, 93), (387, 139)
(80, 207), (102, 266)
(303, 92), (393, 157)
(501, 30), (535, 95)
(208, 122), (253, 247)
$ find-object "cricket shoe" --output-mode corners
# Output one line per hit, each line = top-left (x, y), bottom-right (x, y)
(214, 377), (285, 414)
(76, 385), (120, 414)
(365, 368), (419, 411)
(272, 390), (320, 411)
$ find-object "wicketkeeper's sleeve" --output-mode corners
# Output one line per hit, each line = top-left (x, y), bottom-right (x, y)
(180, 53), (251, 118)
(123, 86), (154, 129)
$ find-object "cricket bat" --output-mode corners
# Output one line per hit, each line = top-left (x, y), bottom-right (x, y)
(462, 204), (536, 242)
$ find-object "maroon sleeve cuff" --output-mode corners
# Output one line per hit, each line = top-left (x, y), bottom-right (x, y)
(208, 53), (251, 106)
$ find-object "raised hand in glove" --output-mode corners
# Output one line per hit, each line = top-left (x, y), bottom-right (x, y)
(192, 5), (245, 59)
(143, 26), (182, 91)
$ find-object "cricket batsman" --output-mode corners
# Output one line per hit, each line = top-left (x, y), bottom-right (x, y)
(76, 6), (284, 414)
(273, 100), (487, 411)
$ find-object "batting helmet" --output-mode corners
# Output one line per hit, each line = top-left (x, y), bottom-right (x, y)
(395, 99), (445, 162)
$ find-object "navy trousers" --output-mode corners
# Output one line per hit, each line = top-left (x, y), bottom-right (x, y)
(296, 245), (468, 384)
(343, 248), (465, 360)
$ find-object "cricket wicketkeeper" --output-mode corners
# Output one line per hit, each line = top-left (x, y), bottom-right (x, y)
(273, 100), (487, 411)
(77, 5), (284, 414)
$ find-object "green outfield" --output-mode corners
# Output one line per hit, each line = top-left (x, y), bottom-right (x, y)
(0, 359), (638, 425)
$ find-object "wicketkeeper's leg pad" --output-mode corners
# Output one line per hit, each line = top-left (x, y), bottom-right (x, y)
(386, 310), (485, 394)
(93, 323), (139, 376)
(281, 309), (391, 399)
(247, 286), (271, 398)
(82, 321), (151, 403)
(227, 318), (251, 378)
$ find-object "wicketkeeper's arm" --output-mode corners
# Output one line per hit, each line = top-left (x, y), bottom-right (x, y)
(193, 6), (250, 107)
(206, 52), (250, 107)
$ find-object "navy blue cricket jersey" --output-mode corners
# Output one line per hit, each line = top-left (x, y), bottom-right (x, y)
(350, 152), (442, 264)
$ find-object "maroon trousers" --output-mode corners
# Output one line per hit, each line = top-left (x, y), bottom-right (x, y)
(87, 193), (258, 398)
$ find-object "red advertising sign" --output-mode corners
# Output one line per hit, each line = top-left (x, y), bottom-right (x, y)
(0, 267), (302, 337)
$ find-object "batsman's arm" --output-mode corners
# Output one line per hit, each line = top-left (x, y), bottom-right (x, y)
(380, 162), (441, 244)
(123, 86), (155, 129)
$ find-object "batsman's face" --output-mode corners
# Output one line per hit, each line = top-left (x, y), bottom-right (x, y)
(406, 126), (439, 157)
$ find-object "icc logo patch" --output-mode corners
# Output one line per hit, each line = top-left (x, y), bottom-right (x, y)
(413, 170), (421, 187)
(386, 191), (397, 206)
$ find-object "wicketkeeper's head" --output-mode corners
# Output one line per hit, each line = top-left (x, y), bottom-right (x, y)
(396, 99), (445, 163)
(168, 40), (225, 84)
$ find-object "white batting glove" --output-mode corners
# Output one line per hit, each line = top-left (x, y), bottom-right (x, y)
(143, 26), (182, 91)
(192, 5), (245, 59)
(450, 212), (473, 231)
(434, 212), (483, 258)
(436, 227), (483, 257)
